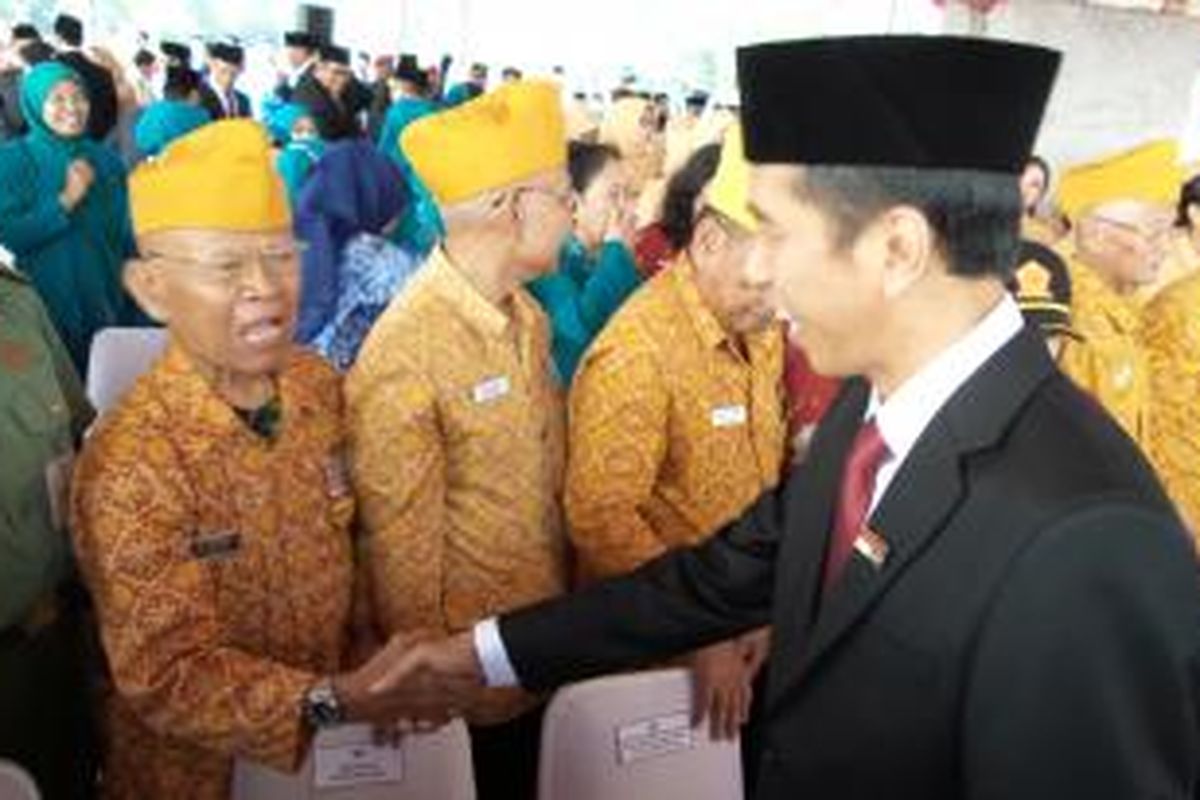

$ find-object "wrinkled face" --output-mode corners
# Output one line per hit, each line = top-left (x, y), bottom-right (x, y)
(745, 165), (889, 377)
(691, 212), (774, 335)
(1078, 200), (1174, 289)
(1019, 162), (1048, 213)
(42, 78), (89, 138)
(573, 158), (630, 250)
(131, 229), (301, 378)
(511, 170), (574, 278)
(208, 59), (240, 90)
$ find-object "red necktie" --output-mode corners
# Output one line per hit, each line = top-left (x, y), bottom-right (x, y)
(821, 420), (890, 593)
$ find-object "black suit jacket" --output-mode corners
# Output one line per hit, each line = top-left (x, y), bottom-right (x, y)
(501, 328), (1200, 799)
(55, 50), (118, 142)
(197, 83), (251, 121)
(291, 73), (360, 141)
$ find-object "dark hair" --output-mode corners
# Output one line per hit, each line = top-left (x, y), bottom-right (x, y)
(53, 14), (83, 47)
(134, 49), (156, 68)
(1177, 175), (1200, 229)
(797, 166), (1022, 278)
(11, 23), (40, 41)
(1025, 155), (1051, 186)
(163, 66), (202, 101)
(567, 141), (621, 194)
(660, 142), (721, 250)
(18, 40), (56, 66)
(501, 66), (522, 80)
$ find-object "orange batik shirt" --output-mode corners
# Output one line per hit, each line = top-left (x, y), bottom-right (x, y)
(72, 345), (355, 800)
(1058, 244), (1151, 448)
(346, 247), (567, 725)
(1144, 270), (1200, 544)
(566, 257), (787, 583)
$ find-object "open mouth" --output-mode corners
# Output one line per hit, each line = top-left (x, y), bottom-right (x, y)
(238, 314), (289, 348)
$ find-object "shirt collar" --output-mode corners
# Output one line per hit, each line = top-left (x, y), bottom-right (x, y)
(671, 255), (729, 351)
(428, 246), (531, 339)
(867, 294), (1024, 466)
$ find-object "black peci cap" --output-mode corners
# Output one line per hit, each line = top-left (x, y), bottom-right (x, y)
(737, 36), (1061, 174)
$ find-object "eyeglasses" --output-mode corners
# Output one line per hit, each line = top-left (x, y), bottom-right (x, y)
(1090, 215), (1174, 247)
(146, 243), (305, 289)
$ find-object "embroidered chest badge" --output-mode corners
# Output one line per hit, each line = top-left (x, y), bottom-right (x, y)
(853, 527), (890, 570)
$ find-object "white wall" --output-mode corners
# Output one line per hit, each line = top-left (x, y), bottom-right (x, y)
(947, 0), (1200, 170)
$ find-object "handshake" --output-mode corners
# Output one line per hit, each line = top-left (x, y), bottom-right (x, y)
(329, 629), (489, 733)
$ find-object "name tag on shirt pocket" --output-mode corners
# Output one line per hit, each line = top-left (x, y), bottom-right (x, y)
(711, 404), (748, 429)
(189, 530), (242, 562)
(472, 375), (511, 406)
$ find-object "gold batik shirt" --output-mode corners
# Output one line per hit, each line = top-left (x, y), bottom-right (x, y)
(346, 247), (567, 725)
(566, 257), (786, 582)
(1144, 270), (1200, 543)
(1059, 245), (1151, 447)
(71, 345), (355, 800)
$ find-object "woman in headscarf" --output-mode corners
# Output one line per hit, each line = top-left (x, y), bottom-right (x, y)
(134, 65), (211, 159)
(0, 62), (137, 374)
(268, 102), (325, 209)
(375, 55), (443, 258)
(293, 139), (419, 370)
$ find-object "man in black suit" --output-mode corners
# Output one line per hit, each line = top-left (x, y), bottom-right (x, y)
(358, 37), (1200, 799)
(51, 14), (118, 142)
(274, 30), (319, 103)
(292, 43), (360, 141)
(198, 42), (251, 120)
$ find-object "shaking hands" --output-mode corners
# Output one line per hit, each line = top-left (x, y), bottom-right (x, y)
(331, 629), (486, 733)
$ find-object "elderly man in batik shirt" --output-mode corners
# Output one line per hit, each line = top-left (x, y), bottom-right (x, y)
(72, 119), (424, 800)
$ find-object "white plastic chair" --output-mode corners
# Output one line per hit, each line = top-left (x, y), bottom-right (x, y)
(0, 761), (40, 800)
(538, 668), (743, 800)
(232, 720), (475, 800)
(85, 327), (169, 413)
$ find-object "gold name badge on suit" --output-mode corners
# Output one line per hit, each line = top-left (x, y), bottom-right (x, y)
(853, 527), (890, 570)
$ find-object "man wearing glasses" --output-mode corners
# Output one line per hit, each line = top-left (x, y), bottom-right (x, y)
(1056, 139), (1179, 447)
(72, 120), (416, 799)
(346, 81), (574, 800)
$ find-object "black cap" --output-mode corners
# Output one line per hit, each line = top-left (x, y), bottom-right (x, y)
(685, 90), (709, 109)
(1009, 240), (1076, 339)
(285, 31), (318, 49)
(11, 23), (40, 41)
(164, 64), (202, 97)
(320, 44), (350, 66)
(395, 53), (428, 87)
(737, 36), (1061, 174)
(53, 14), (83, 45)
(207, 42), (244, 67)
(161, 41), (192, 64)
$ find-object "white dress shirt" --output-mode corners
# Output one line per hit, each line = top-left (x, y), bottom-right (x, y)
(473, 294), (1026, 688)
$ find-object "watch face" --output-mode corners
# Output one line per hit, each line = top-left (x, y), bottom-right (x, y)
(305, 685), (343, 729)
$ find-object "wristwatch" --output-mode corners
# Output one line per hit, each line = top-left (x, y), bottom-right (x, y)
(302, 679), (345, 730)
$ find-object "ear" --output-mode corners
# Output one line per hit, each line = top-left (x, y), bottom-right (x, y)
(1187, 203), (1200, 231)
(123, 258), (171, 324)
(875, 205), (934, 299)
(691, 214), (726, 257)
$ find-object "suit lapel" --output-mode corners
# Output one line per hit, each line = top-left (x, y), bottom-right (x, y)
(797, 414), (965, 675)
(767, 379), (870, 699)
(771, 327), (1056, 699)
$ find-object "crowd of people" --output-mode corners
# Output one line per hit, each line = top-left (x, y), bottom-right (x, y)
(1, 11), (1200, 800)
